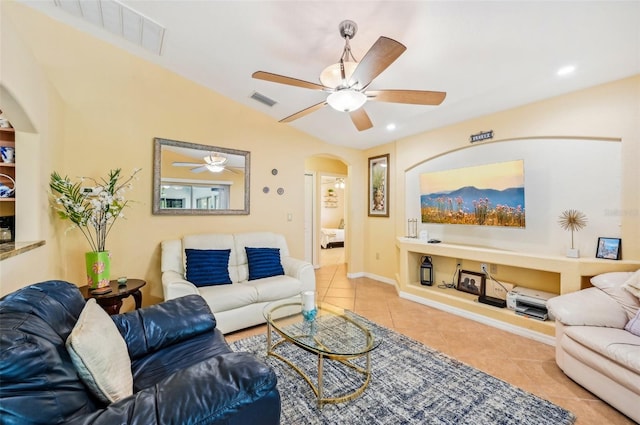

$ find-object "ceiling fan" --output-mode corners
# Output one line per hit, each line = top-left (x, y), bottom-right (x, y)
(172, 153), (237, 174)
(252, 20), (446, 132)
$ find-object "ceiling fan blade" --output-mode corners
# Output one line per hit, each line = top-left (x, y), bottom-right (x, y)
(350, 108), (373, 131)
(367, 89), (446, 105)
(349, 36), (406, 89)
(279, 101), (328, 123)
(173, 162), (205, 167)
(191, 166), (208, 173)
(252, 71), (327, 91)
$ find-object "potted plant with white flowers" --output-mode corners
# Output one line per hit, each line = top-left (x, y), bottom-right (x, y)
(50, 168), (140, 289)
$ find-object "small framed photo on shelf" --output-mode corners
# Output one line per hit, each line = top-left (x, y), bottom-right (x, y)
(596, 237), (622, 260)
(457, 270), (485, 296)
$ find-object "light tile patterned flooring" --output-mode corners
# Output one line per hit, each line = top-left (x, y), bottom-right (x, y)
(226, 248), (635, 425)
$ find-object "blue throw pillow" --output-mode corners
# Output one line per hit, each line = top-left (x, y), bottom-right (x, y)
(245, 247), (285, 281)
(185, 249), (232, 287)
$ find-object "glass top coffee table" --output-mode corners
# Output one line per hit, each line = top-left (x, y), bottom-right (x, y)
(263, 297), (380, 407)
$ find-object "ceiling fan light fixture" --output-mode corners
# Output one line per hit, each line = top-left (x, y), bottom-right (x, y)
(205, 164), (225, 173)
(320, 61), (358, 88)
(327, 89), (366, 112)
(204, 154), (227, 165)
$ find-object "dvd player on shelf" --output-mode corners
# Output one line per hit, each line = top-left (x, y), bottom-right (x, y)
(478, 295), (507, 308)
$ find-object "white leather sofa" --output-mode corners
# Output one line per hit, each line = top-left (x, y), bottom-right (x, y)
(547, 271), (640, 422)
(161, 232), (315, 334)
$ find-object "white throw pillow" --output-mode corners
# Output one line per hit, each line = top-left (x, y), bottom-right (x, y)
(621, 269), (640, 300)
(591, 272), (639, 320)
(66, 299), (133, 403)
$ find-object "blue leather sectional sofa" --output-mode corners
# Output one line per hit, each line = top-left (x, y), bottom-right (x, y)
(0, 280), (280, 424)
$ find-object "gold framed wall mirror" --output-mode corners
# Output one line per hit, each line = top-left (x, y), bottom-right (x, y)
(152, 137), (250, 215)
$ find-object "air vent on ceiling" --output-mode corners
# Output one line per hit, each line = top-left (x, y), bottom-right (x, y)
(250, 92), (277, 107)
(53, 0), (165, 55)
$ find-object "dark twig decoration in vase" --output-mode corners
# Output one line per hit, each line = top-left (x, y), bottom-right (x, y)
(558, 209), (587, 258)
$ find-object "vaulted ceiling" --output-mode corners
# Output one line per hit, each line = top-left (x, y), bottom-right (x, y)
(18, 1), (640, 149)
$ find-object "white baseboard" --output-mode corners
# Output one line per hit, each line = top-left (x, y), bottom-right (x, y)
(398, 291), (556, 346)
(347, 271), (396, 286)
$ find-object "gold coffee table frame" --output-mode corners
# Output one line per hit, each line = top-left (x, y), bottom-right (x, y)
(264, 300), (379, 407)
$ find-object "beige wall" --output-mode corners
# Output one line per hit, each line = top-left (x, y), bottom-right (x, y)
(305, 156), (349, 175)
(0, 2), (66, 292)
(362, 143), (397, 282)
(368, 75), (639, 283)
(0, 3), (365, 300)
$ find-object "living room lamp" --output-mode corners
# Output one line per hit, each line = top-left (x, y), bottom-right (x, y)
(420, 256), (433, 286)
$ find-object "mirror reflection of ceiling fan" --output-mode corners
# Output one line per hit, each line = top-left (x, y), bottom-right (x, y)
(252, 20), (446, 132)
(172, 153), (238, 174)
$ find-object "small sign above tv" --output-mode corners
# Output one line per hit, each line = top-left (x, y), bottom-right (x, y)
(470, 130), (494, 143)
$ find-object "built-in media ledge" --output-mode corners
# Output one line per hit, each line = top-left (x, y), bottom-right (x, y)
(396, 237), (640, 342)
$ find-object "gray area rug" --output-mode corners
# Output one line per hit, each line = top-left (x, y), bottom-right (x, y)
(230, 313), (576, 425)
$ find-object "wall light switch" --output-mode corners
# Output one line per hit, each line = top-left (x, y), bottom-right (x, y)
(287, 213), (293, 222)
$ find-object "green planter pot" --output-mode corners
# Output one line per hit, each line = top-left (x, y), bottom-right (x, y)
(85, 251), (111, 289)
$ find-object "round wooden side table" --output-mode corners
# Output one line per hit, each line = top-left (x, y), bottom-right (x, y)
(80, 278), (146, 315)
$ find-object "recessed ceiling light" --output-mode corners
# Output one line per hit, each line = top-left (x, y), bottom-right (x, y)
(386, 123), (396, 131)
(557, 65), (576, 76)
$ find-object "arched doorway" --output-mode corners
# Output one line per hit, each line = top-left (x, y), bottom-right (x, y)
(304, 155), (349, 269)
(318, 174), (347, 266)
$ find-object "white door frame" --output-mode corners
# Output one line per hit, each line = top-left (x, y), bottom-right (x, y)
(304, 172), (317, 266)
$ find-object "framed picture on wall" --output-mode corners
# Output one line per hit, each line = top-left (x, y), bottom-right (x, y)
(368, 154), (389, 217)
(596, 237), (622, 260)
(457, 270), (485, 296)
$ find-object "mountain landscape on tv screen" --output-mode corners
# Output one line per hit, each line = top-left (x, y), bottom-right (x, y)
(421, 186), (525, 227)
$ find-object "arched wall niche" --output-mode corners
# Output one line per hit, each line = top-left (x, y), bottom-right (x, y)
(404, 137), (622, 257)
(0, 84), (37, 133)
